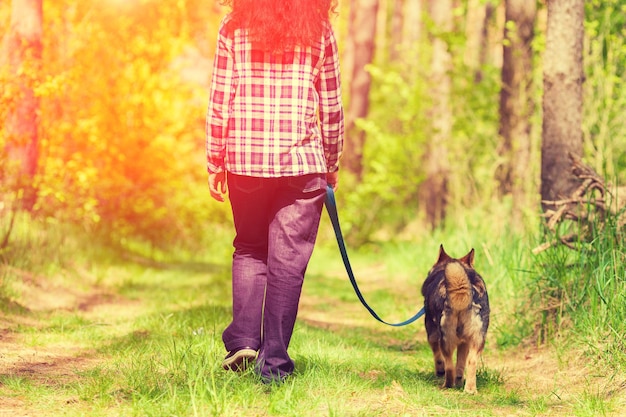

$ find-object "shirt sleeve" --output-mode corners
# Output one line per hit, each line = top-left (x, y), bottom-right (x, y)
(316, 25), (344, 173)
(206, 20), (236, 174)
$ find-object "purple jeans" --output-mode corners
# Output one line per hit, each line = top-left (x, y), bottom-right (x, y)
(223, 172), (327, 380)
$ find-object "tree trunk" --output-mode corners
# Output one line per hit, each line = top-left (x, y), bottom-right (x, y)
(497, 0), (536, 224)
(344, 0), (379, 179)
(470, 0), (495, 83)
(389, 0), (404, 62)
(420, 0), (452, 229)
(464, 0), (486, 72)
(541, 0), (584, 212)
(1, 0), (43, 210)
(402, 0), (422, 48)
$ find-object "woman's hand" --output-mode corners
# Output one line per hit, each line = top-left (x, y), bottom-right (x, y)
(326, 171), (339, 191)
(209, 172), (227, 202)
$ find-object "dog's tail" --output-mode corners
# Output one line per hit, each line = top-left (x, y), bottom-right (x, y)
(444, 262), (472, 311)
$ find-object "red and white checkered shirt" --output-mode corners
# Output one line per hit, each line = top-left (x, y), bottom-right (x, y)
(206, 17), (344, 177)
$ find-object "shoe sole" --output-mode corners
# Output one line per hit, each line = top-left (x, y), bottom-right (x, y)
(222, 348), (257, 371)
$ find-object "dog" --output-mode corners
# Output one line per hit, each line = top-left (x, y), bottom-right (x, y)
(421, 245), (490, 394)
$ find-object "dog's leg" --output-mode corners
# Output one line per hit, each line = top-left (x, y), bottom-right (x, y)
(455, 342), (469, 387)
(463, 346), (480, 394)
(434, 351), (445, 377)
(440, 313), (458, 388)
(442, 345), (456, 388)
(427, 327), (445, 376)
(433, 351), (445, 377)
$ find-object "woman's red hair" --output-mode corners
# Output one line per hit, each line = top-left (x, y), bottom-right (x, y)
(220, 0), (339, 51)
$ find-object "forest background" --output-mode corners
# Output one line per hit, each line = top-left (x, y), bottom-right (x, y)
(1, 0), (626, 414)
(1, 0), (625, 247)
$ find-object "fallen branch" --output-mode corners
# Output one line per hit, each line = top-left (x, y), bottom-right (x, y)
(533, 156), (618, 254)
(532, 233), (578, 254)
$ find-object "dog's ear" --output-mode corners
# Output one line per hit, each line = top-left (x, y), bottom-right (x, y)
(436, 244), (453, 264)
(460, 248), (475, 267)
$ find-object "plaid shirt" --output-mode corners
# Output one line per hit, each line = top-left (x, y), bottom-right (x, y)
(206, 17), (344, 177)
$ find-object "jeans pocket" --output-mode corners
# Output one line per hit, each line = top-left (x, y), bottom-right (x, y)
(230, 174), (264, 194)
(287, 174), (326, 193)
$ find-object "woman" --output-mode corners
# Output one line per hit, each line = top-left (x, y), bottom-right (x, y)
(206, 0), (344, 383)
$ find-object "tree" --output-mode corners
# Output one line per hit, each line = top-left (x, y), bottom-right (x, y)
(419, 0), (452, 229)
(497, 0), (536, 224)
(402, 0), (422, 47)
(464, 0), (495, 83)
(2, 0), (226, 248)
(541, 0), (584, 212)
(389, 0), (403, 62)
(344, 0), (379, 179)
(1, 0), (43, 210)
(394, 0), (423, 62)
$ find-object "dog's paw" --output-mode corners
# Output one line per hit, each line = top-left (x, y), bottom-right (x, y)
(435, 360), (445, 377)
(463, 384), (477, 395)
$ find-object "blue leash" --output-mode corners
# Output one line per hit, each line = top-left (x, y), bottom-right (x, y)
(324, 185), (425, 327)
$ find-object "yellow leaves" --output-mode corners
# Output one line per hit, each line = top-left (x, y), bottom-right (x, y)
(0, 0), (223, 244)
(0, 70), (20, 112)
(33, 74), (65, 98)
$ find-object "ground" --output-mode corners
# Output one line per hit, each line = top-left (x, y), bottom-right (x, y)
(1, 269), (625, 416)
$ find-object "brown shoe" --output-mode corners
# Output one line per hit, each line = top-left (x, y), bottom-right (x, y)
(222, 347), (257, 371)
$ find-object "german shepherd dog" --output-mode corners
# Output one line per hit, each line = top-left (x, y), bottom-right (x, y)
(421, 245), (490, 394)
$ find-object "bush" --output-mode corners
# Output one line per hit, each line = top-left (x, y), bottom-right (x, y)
(529, 196), (626, 366)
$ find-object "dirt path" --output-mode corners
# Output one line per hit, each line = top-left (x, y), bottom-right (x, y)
(0, 270), (144, 415)
(2, 270), (625, 416)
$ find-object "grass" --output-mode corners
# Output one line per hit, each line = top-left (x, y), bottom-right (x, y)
(529, 204), (626, 364)
(1, 212), (625, 416)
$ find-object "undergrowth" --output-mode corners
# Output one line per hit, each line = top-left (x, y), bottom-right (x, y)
(529, 201), (626, 368)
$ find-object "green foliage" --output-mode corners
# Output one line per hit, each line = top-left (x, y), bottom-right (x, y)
(3, 0), (625, 250)
(338, 0), (625, 246)
(583, 0), (626, 184)
(342, 18), (503, 244)
(529, 201), (626, 367)
(340, 61), (430, 243)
